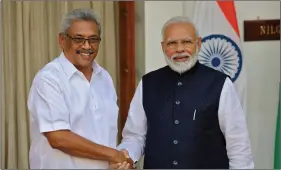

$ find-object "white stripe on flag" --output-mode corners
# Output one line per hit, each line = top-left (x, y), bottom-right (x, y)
(192, 1), (247, 111)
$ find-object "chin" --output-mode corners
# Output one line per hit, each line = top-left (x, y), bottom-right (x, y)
(165, 55), (198, 74)
(79, 55), (95, 64)
(73, 60), (92, 70)
(81, 61), (93, 68)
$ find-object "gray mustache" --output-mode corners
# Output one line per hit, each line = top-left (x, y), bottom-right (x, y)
(76, 49), (94, 55)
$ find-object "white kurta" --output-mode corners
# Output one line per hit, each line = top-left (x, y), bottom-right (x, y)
(28, 52), (119, 169)
(118, 77), (254, 169)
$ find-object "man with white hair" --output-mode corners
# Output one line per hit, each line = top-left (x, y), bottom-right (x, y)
(28, 9), (133, 169)
(115, 16), (254, 169)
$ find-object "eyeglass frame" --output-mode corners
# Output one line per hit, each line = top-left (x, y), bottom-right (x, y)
(64, 33), (101, 46)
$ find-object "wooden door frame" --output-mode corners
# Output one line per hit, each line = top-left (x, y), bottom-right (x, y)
(117, 1), (135, 141)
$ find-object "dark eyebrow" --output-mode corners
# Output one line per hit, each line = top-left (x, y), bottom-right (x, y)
(89, 35), (100, 38)
(73, 34), (84, 37)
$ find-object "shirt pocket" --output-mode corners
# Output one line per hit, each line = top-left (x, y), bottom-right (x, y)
(193, 103), (219, 135)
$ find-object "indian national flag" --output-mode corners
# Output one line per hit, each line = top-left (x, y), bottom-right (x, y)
(192, 1), (247, 111)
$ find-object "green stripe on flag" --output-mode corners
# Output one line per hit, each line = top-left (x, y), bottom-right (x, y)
(274, 83), (280, 169)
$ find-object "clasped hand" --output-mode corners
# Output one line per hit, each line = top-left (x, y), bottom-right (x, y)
(109, 150), (134, 169)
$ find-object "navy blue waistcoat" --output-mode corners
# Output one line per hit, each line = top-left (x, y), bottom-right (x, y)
(142, 62), (229, 169)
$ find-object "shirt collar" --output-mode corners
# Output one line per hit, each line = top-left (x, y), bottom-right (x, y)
(58, 52), (102, 79)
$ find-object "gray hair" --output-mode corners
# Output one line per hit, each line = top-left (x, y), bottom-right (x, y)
(162, 16), (199, 40)
(60, 8), (102, 36)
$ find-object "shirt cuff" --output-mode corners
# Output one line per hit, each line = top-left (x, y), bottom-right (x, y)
(39, 121), (71, 133)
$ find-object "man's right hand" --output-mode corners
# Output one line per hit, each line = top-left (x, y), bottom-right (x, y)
(43, 130), (134, 166)
(109, 161), (130, 169)
(111, 150), (134, 165)
(110, 150), (134, 169)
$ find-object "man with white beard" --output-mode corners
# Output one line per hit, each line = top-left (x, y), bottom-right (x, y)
(113, 16), (254, 169)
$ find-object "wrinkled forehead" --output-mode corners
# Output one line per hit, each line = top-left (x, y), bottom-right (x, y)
(163, 22), (196, 41)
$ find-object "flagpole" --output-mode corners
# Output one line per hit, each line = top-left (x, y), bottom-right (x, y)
(274, 82), (280, 169)
(0, 0), (2, 168)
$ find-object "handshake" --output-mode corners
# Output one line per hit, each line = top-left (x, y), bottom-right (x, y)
(109, 149), (135, 169)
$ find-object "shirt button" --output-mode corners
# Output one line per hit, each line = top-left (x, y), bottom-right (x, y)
(174, 120), (179, 124)
(173, 160), (178, 165)
(175, 100), (180, 105)
(177, 82), (182, 86)
(173, 140), (178, 144)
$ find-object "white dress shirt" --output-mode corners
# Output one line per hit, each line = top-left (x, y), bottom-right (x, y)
(118, 77), (254, 169)
(28, 52), (119, 169)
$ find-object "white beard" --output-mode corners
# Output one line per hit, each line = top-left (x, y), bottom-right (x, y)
(164, 47), (199, 74)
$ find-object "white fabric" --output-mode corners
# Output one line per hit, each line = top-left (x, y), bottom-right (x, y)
(192, 1), (247, 112)
(118, 77), (254, 169)
(28, 52), (119, 169)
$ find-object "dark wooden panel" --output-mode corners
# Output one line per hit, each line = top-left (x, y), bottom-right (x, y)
(244, 19), (280, 41)
(118, 1), (135, 141)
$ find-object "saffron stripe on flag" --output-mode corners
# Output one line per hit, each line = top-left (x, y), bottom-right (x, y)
(216, 0), (240, 37)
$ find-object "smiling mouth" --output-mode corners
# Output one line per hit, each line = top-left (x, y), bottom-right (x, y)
(80, 52), (91, 56)
(78, 52), (93, 60)
(76, 49), (94, 56)
(173, 55), (190, 62)
(174, 56), (188, 59)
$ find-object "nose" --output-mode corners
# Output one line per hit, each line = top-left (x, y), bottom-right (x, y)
(82, 39), (91, 49)
(176, 43), (185, 53)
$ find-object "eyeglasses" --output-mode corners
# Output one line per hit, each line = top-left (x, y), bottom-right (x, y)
(65, 33), (101, 46)
(164, 39), (197, 49)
